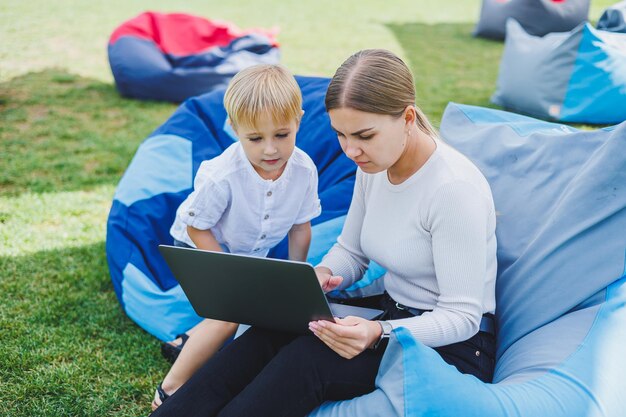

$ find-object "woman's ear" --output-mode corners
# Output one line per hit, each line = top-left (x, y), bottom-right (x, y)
(403, 105), (417, 129)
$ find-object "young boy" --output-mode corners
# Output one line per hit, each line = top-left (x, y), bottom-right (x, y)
(153, 64), (321, 410)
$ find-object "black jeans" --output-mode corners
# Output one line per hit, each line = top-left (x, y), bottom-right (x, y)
(335, 293), (496, 383)
(150, 294), (495, 417)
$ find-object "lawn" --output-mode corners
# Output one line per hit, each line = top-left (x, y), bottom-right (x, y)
(0, 1), (615, 415)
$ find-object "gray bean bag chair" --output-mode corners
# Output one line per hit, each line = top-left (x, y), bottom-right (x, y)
(474, 0), (590, 40)
(491, 19), (626, 124)
(597, 0), (626, 33)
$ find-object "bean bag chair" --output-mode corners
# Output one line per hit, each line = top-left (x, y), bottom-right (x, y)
(105, 76), (385, 342)
(108, 12), (280, 102)
(310, 103), (626, 417)
(491, 19), (626, 124)
(474, 0), (590, 40)
(597, 0), (626, 33)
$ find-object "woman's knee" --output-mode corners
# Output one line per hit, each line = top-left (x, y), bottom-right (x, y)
(273, 335), (335, 374)
(284, 335), (331, 356)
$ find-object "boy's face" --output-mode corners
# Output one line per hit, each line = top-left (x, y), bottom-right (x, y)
(235, 113), (300, 180)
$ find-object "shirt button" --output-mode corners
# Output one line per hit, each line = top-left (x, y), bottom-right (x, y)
(254, 248), (260, 252)
(475, 351), (481, 357)
(188, 211), (195, 216)
(266, 191), (272, 197)
(260, 234), (266, 239)
(264, 214), (269, 220)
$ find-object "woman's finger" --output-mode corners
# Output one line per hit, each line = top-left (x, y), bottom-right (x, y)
(315, 319), (358, 339)
(310, 323), (363, 358)
(310, 323), (343, 348)
(310, 324), (356, 357)
(315, 331), (351, 358)
(317, 319), (369, 345)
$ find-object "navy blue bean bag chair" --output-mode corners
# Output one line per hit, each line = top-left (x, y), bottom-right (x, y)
(106, 76), (385, 342)
(108, 12), (280, 102)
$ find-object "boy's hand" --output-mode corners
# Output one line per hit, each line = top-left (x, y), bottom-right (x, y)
(314, 267), (343, 293)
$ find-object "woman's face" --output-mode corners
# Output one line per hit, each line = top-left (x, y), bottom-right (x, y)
(328, 107), (407, 174)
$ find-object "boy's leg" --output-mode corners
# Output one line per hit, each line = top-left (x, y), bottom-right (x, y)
(217, 335), (387, 417)
(154, 319), (239, 409)
(150, 327), (298, 417)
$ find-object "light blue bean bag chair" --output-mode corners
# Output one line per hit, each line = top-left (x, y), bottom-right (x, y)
(492, 19), (626, 124)
(309, 102), (626, 417)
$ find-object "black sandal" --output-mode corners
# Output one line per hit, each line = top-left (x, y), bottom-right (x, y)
(156, 382), (170, 403)
(160, 333), (189, 363)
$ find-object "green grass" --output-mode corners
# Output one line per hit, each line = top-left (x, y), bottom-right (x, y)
(0, 243), (162, 416)
(0, 71), (174, 196)
(0, 0), (615, 415)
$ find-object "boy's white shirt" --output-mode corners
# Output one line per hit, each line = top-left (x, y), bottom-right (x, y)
(170, 142), (321, 257)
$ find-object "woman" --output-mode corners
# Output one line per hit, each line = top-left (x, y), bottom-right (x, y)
(150, 49), (497, 417)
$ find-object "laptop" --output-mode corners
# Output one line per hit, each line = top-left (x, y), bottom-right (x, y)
(158, 245), (383, 334)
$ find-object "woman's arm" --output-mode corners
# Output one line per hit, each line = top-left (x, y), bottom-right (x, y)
(287, 222), (311, 262)
(187, 226), (223, 252)
(317, 170), (371, 290)
(312, 180), (495, 354)
(388, 181), (494, 347)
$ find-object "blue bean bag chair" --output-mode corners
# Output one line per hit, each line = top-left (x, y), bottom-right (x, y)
(310, 103), (626, 417)
(108, 12), (280, 102)
(492, 19), (626, 124)
(474, 0), (590, 40)
(105, 76), (385, 342)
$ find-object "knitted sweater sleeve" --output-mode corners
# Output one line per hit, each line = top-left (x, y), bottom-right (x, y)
(317, 170), (370, 289)
(391, 181), (490, 347)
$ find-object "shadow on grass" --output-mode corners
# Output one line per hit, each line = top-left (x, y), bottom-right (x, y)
(385, 22), (505, 126)
(0, 242), (165, 416)
(0, 69), (176, 198)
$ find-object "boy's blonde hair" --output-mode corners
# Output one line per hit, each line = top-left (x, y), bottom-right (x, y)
(224, 64), (302, 130)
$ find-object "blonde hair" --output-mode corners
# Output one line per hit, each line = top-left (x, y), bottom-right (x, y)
(325, 49), (437, 137)
(224, 64), (302, 130)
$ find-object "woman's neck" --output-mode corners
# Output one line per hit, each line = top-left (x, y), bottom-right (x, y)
(387, 129), (437, 185)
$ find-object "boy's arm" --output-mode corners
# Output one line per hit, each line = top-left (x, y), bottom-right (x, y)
(187, 226), (223, 252)
(288, 221), (311, 262)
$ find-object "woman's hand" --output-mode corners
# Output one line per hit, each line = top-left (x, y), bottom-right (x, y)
(309, 316), (383, 359)
(314, 266), (343, 293)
